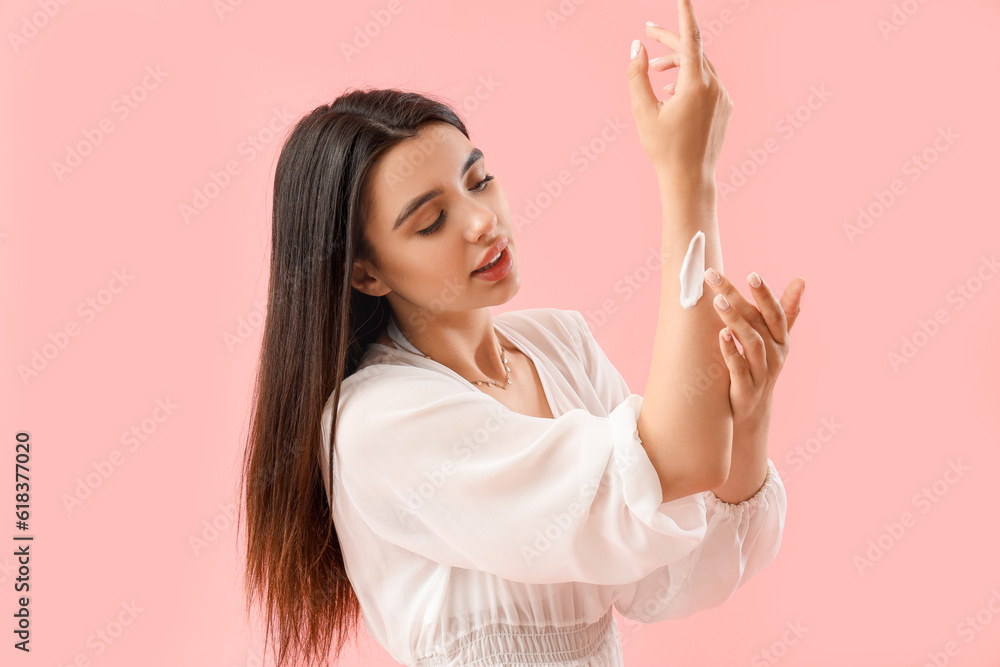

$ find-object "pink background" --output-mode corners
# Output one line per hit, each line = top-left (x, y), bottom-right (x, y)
(3, 0), (999, 665)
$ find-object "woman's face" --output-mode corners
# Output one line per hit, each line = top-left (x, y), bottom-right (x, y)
(352, 121), (520, 325)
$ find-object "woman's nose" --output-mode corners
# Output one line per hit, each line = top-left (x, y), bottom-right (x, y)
(466, 204), (498, 237)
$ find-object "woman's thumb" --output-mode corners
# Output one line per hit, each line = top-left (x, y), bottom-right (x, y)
(627, 39), (657, 119)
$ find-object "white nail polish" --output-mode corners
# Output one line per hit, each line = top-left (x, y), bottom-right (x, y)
(630, 39), (640, 59)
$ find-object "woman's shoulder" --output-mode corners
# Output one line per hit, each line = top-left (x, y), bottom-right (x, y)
(338, 359), (447, 403)
(322, 361), (464, 444)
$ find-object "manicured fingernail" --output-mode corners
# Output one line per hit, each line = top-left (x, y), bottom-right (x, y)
(646, 21), (659, 27)
(650, 56), (663, 65)
(630, 39), (641, 60)
(704, 267), (722, 285)
(714, 294), (730, 311)
(747, 271), (761, 288)
(722, 327), (733, 342)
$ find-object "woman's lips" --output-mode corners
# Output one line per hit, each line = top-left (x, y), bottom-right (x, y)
(471, 246), (513, 281)
(473, 237), (509, 273)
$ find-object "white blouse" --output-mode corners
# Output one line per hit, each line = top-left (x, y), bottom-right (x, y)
(318, 307), (786, 666)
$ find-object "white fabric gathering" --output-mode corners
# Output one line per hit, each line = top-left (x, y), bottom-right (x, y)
(318, 307), (787, 666)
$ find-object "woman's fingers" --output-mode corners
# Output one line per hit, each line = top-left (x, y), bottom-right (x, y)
(704, 268), (770, 385)
(649, 53), (680, 92)
(712, 291), (766, 386)
(704, 268), (771, 342)
(650, 53), (717, 93)
(675, 0), (705, 93)
(781, 278), (806, 333)
(645, 22), (719, 80)
(719, 326), (752, 388)
(745, 272), (789, 347)
(649, 48), (717, 78)
(645, 24), (683, 52)
(649, 53), (680, 71)
(644, 0), (706, 93)
(626, 39), (659, 122)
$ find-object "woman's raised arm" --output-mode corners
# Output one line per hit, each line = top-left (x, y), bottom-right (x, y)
(626, 0), (736, 503)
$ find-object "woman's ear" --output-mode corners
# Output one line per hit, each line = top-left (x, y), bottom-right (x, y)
(350, 258), (391, 297)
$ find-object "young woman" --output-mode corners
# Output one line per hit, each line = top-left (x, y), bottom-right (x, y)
(240, 2), (805, 665)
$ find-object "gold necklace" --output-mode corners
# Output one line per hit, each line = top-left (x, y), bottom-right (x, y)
(385, 323), (512, 390)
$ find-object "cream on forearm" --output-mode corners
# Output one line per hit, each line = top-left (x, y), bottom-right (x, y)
(678, 230), (705, 309)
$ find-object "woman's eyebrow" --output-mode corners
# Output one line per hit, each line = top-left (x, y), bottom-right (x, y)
(392, 147), (485, 232)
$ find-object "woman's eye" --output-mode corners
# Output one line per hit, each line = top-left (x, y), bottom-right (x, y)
(472, 173), (495, 192)
(417, 212), (445, 237)
(416, 173), (495, 237)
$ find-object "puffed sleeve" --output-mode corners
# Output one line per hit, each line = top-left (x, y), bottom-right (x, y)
(331, 363), (714, 586)
(568, 310), (633, 414)
(613, 458), (787, 622)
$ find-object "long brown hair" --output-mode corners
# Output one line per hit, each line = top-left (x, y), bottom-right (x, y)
(238, 88), (469, 666)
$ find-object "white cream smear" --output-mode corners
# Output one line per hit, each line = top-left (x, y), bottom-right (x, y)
(679, 230), (705, 310)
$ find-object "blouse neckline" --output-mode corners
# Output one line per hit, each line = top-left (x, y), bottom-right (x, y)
(368, 315), (560, 419)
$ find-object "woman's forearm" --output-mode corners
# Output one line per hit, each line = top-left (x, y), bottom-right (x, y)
(637, 173), (733, 504)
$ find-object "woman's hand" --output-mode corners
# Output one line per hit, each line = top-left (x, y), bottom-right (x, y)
(702, 268), (805, 428)
(626, 0), (734, 183)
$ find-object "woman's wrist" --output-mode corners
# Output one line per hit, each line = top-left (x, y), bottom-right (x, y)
(654, 166), (717, 195)
(733, 409), (770, 444)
